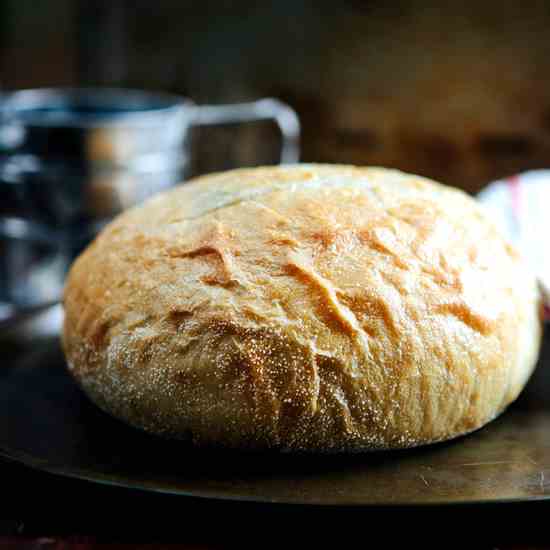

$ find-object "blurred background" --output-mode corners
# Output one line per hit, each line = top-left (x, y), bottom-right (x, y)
(3, 0), (550, 194)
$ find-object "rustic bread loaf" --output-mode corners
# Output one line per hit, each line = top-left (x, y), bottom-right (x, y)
(62, 164), (542, 451)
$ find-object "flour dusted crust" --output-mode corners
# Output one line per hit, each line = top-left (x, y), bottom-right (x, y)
(62, 164), (543, 451)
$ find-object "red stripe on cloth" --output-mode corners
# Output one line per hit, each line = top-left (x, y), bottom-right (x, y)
(506, 174), (521, 222)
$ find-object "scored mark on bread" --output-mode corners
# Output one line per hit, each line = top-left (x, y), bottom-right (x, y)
(267, 231), (300, 248)
(433, 301), (494, 336)
(357, 228), (410, 271)
(166, 181), (301, 223)
(171, 245), (239, 287)
(157, 168), (388, 228)
(285, 251), (371, 355)
(338, 290), (399, 339)
(167, 221), (242, 287)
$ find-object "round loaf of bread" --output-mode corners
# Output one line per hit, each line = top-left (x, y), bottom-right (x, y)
(62, 164), (542, 452)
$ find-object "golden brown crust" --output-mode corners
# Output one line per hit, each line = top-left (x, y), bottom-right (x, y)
(62, 164), (543, 451)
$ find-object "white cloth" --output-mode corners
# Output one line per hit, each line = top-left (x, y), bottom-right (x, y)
(477, 170), (550, 317)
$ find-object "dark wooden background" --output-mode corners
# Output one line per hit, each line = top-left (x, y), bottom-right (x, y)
(3, 1), (550, 191)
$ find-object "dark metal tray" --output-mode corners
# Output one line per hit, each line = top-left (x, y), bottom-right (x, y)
(1, 330), (549, 506)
